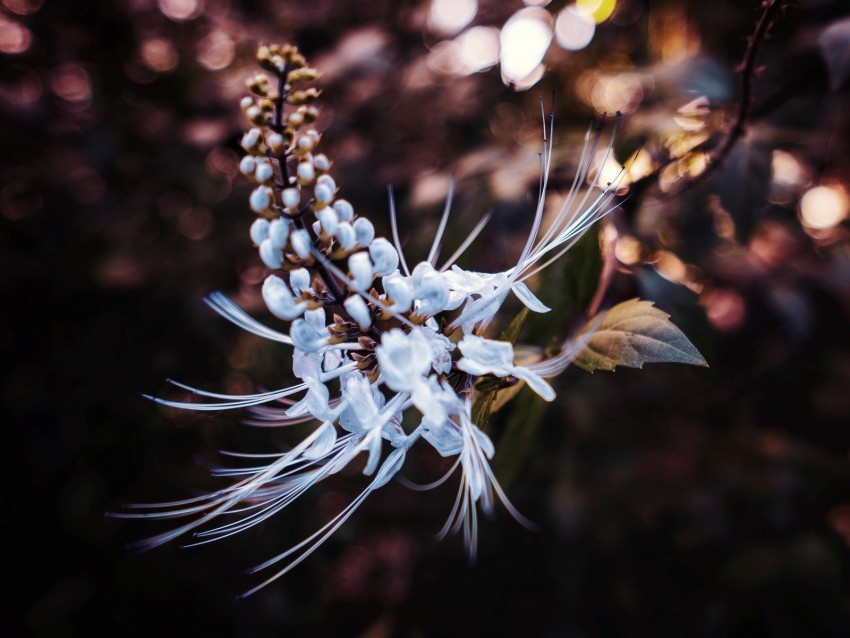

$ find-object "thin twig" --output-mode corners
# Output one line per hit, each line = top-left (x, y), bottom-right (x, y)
(704, 0), (785, 176)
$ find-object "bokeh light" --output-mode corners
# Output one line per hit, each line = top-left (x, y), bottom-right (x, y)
(0, 15), (31, 54)
(500, 7), (552, 89)
(800, 184), (849, 230)
(141, 38), (179, 74)
(196, 30), (235, 71)
(158, 0), (204, 22)
(428, 0), (477, 35)
(576, 0), (616, 24)
(51, 64), (92, 104)
(2, 0), (44, 14)
(555, 5), (596, 51)
(457, 26), (500, 74)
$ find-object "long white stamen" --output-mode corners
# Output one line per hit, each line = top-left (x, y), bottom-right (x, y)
(427, 177), (455, 266)
(387, 185), (411, 277)
(204, 292), (293, 345)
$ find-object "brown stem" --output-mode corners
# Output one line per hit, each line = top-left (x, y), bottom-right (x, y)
(711, 1), (783, 167)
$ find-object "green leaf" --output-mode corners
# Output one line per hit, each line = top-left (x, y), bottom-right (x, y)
(501, 307), (529, 346)
(819, 17), (850, 90)
(712, 136), (770, 243)
(574, 298), (708, 373)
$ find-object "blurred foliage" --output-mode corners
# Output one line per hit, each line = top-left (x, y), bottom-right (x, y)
(5, 0), (850, 636)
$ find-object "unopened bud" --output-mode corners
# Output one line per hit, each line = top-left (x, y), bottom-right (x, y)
(267, 133), (285, 154)
(259, 238), (282, 269)
(353, 217), (375, 247)
(290, 228), (312, 259)
(333, 199), (354, 222)
(250, 186), (273, 213)
(287, 88), (321, 105)
(255, 161), (274, 183)
(268, 218), (289, 249)
(344, 295), (372, 330)
(313, 154), (330, 172)
(281, 187), (300, 210)
(334, 222), (357, 251)
(314, 182), (334, 204)
(348, 252), (374, 291)
(297, 161), (315, 184)
(239, 156), (257, 176)
(289, 268), (312, 294)
(317, 208), (339, 235)
(250, 218), (270, 245)
(369, 238), (400, 277)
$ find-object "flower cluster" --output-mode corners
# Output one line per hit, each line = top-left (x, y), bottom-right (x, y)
(122, 43), (623, 596)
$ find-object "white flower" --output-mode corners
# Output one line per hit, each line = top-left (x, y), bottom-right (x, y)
(410, 262), (449, 316)
(457, 334), (555, 401)
(130, 46), (630, 594)
(375, 327), (432, 392)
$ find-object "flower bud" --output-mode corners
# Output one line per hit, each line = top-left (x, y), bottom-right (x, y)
(246, 105), (262, 123)
(281, 187), (300, 210)
(239, 156), (257, 176)
(290, 316), (330, 352)
(287, 88), (321, 105)
(259, 238), (282, 269)
(316, 174), (336, 192)
(262, 274), (305, 320)
(267, 133), (285, 154)
(333, 199), (354, 222)
(348, 251), (374, 291)
(297, 134), (316, 152)
(314, 182), (334, 204)
(241, 128), (262, 152)
(313, 154), (330, 172)
(287, 111), (305, 128)
(383, 273), (413, 313)
(411, 262), (449, 316)
(317, 207), (339, 235)
(249, 218), (270, 245)
(344, 295), (371, 329)
(250, 186), (273, 213)
(268, 218), (289, 249)
(290, 228), (312, 259)
(353, 217), (375, 247)
(334, 222), (357, 251)
(297, 161), (315, 184)
(369, 238), (400, 277)
(255, 161), (274, 183)
(289, 267), (312, 294)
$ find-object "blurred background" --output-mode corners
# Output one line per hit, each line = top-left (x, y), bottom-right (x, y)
(5, 0), (850, 635)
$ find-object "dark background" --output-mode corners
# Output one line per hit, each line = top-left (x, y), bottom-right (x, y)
(5, 0), (850, 636)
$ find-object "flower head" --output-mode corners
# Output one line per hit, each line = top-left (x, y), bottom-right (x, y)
(121, 42), (625, 594)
